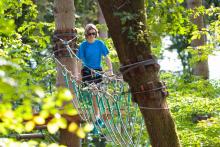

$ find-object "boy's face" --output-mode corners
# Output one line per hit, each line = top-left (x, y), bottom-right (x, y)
(86, 29), (96, 42)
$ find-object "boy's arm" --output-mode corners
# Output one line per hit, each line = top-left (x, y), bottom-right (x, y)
(105, 56), (113, 75)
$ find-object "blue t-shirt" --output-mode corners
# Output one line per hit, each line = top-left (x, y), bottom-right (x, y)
(77, 40), (109, 69)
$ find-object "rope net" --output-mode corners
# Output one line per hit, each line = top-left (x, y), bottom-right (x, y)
(60, 66), (148, 146)
(53, 35), (149, 146)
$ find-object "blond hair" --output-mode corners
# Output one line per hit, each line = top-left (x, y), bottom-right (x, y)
(84, 23), (98, 37)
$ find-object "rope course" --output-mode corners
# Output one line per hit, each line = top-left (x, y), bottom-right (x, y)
(52, 35), (152, 146)
(60, 65), (148, 146)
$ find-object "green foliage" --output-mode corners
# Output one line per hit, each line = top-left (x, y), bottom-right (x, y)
(161, 72), (220, 146)
(100, 38), (120, 73)
(0, 0), (87, 145)
(161, 72), (220, 97)
(0, 55), (90, 145)
(1, 57), (62, 129)
(75, 0), (98, 27)
(0, 0), (15, 34)
(0, 53), (89, 137)
(96, 23), (108, 34)
(1, 0), (220, 146)
(146, 1), (191, 48)
(35, 0), (54, 23)
(187, 5), (220, 59)
(157, 2), (220, 75)
(171, 95), (220, 146)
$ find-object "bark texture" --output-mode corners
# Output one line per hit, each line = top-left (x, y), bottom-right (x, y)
(54, 0), (80, 146)
(187, 0), (209, 79)
(54, 0), (75, 31)
(98, 3), (108, 38)
(98, 0), (180, 146)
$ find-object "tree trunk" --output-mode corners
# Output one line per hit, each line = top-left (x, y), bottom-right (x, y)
(53, 0), (81, 146)
(187, 0), (209, 79)
(97, 3), (108, 38)
(97, 0), (180, 147)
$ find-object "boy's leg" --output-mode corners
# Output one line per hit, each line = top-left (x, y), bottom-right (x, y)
(92, 70), (102, 119)
(92, 94), (100, 118)
(82, 68), (101, 119)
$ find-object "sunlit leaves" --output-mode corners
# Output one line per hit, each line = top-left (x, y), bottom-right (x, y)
(162, 72), (220, 146)
(187, 5), (220, 56)
(83, 123), (93, 133)
(68, 123), (93, 138)
(60, 103), (78, 116)
(39, 110), (50, 119)
(146, 0), (219, 63)
(0, 0), (55, 93)
(34, 116), (45, 125)
(57, 88), (73, 101)
(25, 121), (35, 132)
(0, 56), (84, 141)
(0, 19), (15, 34)
(68, 122), (78, 132)
(0, 58), (20, 69)
(76, 128), (86, 138)
(47, 117), (67, 134)
(0, 1), (4, 14)
(177, 0), (184, 4)
(0, 71), (17, 88)
(18, 21), (53, 48)
(0, 139), (65, 147)
(47, 143), (66, 147)
(0, 71), (85, 138)
(0, 0), (90, 146)
(147, 1), (190, 37)
(0, 0), (37, 34)
(0, 0), (15, 34)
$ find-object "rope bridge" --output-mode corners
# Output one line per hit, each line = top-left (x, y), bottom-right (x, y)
(55, 56), (149, 146)
(52, 32), (151, 146)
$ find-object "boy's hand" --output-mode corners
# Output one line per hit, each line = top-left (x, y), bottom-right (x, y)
(76, 76), (82, 84)
(106, 69), (114, 76)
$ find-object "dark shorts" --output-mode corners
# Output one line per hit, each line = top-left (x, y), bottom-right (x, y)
(81, 67), (102, 84)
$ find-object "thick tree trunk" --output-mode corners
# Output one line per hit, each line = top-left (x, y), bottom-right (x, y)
(53, 0), (80, 146)
(97, 4), (108, 38)
(98, 0), (180, 146)
(187, 0), (209, 79)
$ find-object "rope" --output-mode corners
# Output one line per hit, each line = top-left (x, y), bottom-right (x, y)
(53, 32), (77, 37)
(52, 36), (172, 146)
(139, 106), (169, 110)
(120, 58), (158, 75)
(113, 0), (131, 10)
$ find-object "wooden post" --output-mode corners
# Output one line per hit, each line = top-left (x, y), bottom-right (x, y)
(53, 0), (81, 146)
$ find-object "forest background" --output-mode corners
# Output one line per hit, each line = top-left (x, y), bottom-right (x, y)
(0, 0), (219, 146)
